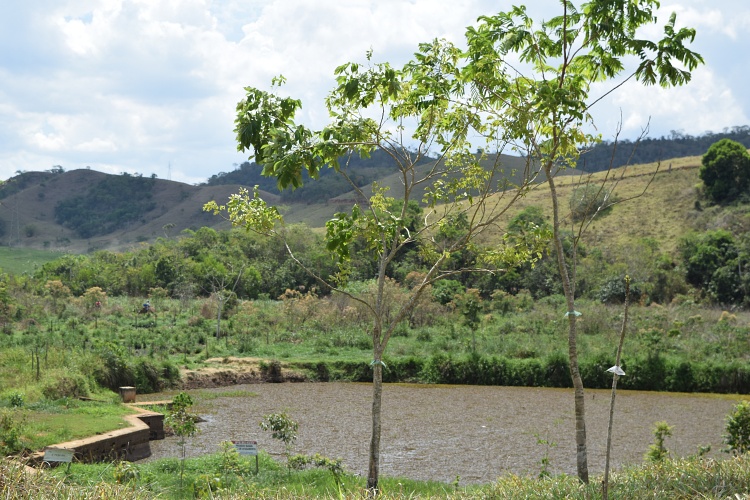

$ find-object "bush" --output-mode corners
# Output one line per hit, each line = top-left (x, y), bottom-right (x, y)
(432, 280), (463, 305)
(133, 359), (161, 394)
(724, 400), (750, 455)
(41, 373), (90, 400)
(645, 421), (673, 462)
(598, 275), (642, 304)
(95, 344), (135, 390)
(0, 410), (26, 455)
(569, 184), (614, 222)
(8, 392), (24, 408)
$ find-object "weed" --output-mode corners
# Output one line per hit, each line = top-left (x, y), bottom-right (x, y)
(645, 421), (673, 462)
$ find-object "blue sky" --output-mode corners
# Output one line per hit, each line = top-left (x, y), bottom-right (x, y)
(0, 1), (747, 185)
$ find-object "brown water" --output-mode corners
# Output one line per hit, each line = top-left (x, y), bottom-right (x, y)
(146, 383), (741, 484)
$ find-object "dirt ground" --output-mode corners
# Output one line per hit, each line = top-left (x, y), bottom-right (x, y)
(178, 357), (307, 389)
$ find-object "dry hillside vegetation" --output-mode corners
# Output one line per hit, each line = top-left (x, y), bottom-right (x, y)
(0, 155), (705, 255)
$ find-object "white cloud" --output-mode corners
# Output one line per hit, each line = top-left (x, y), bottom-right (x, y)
(0, 0), (748, 182)
(594, 66), (748, 139)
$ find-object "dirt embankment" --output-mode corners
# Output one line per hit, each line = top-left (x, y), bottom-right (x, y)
(178, 357), (308, 390)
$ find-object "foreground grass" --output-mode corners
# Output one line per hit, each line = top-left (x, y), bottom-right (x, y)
(2, 453), (748, 499)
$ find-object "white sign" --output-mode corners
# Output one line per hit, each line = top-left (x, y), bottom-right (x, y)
(232, 440), (258, 456)
(44, 447), (75, 463)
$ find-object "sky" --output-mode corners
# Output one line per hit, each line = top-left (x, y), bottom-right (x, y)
(1, 1), (748, 185)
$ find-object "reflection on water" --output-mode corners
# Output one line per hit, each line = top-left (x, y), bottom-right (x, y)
(146, 382), (740, 484)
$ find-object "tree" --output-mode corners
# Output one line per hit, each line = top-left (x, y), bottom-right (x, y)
(679, 230), (745, 304)
(208, 1), (700, 488)
(206, 47), (548, 491)
(700, 139), (750, 204)
(461, 1), (701, 483)
(165, 392), (198, 488)
(259, 412), (299, 468)
(82, 286), (106, 327)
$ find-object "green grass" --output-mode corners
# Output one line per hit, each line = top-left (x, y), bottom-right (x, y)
(2, 399), (136, 452)
(20, 452), (749, 499)
(0, 246), (64, 275)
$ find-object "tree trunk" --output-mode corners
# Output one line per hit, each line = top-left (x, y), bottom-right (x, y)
(367, 359), (383, 492)
(546, 164), (589, 483)
(216, 297), (222, 339)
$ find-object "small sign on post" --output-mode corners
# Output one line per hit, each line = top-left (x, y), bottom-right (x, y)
(44, 447), (75, 473)
(231, 440), (259, 473)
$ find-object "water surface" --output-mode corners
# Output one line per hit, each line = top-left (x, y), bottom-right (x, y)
(146, 382), (740, 484)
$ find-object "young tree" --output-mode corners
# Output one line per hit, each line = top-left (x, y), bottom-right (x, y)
(206, 47), (548, 491)
(165, 392), (198, 488)
(208, 0), (701, 488)
(260, 411), (299, 469)
(461, 1), (701, 482)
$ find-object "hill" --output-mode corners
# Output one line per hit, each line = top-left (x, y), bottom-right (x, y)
(487, 155), (706, 255)
(0, 169), (271, 252)
(576, 125), (750, 172)
(0, 150), (735, 258)
(0, 153), (583, 252)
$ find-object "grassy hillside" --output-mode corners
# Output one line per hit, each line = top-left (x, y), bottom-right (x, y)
(0, 152), (722, 257)
(470, 155), (704, 255)
(0, 246), (64, 275)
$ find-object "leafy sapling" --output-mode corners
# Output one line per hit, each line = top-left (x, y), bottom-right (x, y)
(260, 411), (298, 469)
(724, 400), (750, 455)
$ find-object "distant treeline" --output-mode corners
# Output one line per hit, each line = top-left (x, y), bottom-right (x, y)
(206, 126), (750, 189)
(204, 149), (433, 204)
(577, 125), (750, 172)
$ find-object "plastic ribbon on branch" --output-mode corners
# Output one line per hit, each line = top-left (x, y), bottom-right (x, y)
(564, 310), (582, 318)
(370, 359), (387, 370)
(606, 365), (626, 376)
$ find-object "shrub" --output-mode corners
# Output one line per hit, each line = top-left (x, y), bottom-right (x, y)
(288, 453), (345, 486)
(432, 280), (463, 305)
(645, 421), (673, 462)
(0, 410), (26, 455)
(598, 275), (642, 304)
(724, 400), (750, 455)
(569, 184), (614, 222)
(94, 345), (135, 390)
(41, 373), (90, 400)
(133, 359), (161, 394)
(8, 392), (24, 408)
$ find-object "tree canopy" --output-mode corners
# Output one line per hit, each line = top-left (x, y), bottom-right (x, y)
(699, 138), (750, 204)
(207, 0), (701, 489)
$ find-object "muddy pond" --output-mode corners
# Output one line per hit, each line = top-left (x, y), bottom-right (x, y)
(146, 383), (743, 484)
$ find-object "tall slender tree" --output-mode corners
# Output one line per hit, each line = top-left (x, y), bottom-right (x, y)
(206, 47), (548, 491)
(461, 1), (702, 481)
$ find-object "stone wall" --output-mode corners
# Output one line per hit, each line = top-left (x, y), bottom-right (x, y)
(30, 407), (164, 466)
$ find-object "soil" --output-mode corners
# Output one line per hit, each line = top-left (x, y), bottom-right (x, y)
(178, 357), (308, 389)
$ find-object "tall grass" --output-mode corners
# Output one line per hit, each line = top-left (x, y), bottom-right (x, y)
(3, 453), (746, 499)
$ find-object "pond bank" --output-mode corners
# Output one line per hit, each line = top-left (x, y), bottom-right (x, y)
(176, 354), (750, 394)
(28, 405), (165, 466)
